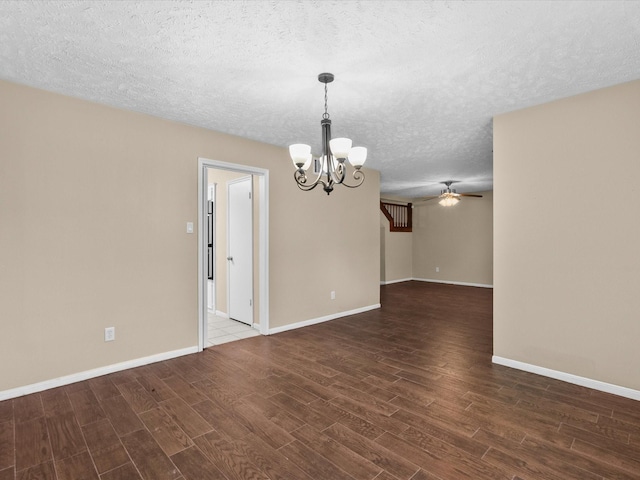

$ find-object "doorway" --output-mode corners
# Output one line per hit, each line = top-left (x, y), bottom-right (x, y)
(197, 158), (269, 352)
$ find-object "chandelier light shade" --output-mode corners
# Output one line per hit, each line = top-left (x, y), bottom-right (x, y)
(289, 73), (367, 195)
(348, 146), (368, 168)
(329, 137), (352, 158)
(289, 144), (313, 170)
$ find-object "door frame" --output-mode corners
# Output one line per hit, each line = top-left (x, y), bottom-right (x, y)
(197, 158), (269, 351)
(207, 183), (216, 313)
(226, 175), (253, 325)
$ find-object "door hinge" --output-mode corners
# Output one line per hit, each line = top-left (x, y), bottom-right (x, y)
(249, 299), (252, 306)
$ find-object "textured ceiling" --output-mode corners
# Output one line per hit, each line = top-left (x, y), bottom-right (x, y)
(1, 1), (639, 197)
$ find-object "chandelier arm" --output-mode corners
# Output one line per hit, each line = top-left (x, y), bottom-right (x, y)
(328, 161), (346, 185)
(297, 161), (330, 187)
(339, 169), (366, 189)
(293, 169), (329, 192)
(296, 182), (320, 192)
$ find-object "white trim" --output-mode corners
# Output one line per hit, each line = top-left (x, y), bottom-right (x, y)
(198, 158), (270, 352)
(258, 172), (269, 336)
(208, 183), (217, 313)
(0, 347), (198, 402)
(412, 277), (493, 288)
(492, 356), (640, 401)
(214, 310), (229, 319)
(380, 277), (412, 285)
(198, 163), (206, 351)
(269, 304), (381, 335)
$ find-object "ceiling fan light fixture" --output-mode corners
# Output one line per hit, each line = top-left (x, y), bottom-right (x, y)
(439, 194), (460, 207)
(418, 181), (482, 206)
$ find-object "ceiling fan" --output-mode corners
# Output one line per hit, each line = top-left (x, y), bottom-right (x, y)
(417, 181), (483, 206)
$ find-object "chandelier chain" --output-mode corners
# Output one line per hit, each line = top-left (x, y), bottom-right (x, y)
(322, 82), (330, 120)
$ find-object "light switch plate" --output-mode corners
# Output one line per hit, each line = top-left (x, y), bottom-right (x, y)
(186, 222), (194, 234)
(104, 327), (115, 342)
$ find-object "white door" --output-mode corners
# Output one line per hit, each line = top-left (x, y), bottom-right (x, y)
(227, 176), (253, 325)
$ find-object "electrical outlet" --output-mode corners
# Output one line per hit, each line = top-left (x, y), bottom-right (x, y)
(436, 267), (440, 272)
(330, 291), (336, 300)
(104, 327), (115, 342)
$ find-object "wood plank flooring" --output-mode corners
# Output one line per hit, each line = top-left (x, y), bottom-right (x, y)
(1, 281), (640, 479)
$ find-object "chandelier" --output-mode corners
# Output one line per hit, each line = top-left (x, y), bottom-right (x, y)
(289, 73), (367, 195)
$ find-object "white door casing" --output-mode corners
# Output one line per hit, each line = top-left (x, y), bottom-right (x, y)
(227, 176), (253, 325)
(207, 184), (216, 312)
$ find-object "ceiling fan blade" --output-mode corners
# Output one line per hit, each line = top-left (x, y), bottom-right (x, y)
(413, 196), (438, 203)
(459, 194), (483, 198)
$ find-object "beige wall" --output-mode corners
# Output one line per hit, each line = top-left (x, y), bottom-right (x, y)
(412, 192), (493, 286)
(379, 211), (413, 283)
(379, 193), (493, 286)
(0, 79), (380, 392)
(494, 80), (640, 391)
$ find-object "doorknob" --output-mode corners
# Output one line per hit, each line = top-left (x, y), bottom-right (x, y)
(227, 256), (233, 261)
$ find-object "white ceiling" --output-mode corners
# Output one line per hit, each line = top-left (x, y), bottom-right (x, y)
(1, 1), (639, 197)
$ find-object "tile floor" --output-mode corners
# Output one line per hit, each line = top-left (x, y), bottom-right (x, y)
(207, 312), (260, 347)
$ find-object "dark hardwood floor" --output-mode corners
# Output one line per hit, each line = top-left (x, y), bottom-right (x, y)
(1, 281), (639, 479)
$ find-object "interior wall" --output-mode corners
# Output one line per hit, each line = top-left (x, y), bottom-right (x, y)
(0, 79), (380, 393)
(412, 191), (493, 286)
(273, 169), (380, 325)
(380, 222), (386, 282)
(493, 80), (640, 391)
(379, 211), (413, 283)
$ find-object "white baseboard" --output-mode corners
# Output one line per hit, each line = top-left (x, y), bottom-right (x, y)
(380, 278), (413, 285)
(269, 304), (381, 335)
(492, 356), (640, 401)
(215, 310), (229, 318)
(0, 346), (198, 402)
(412, 277), (493, 288)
